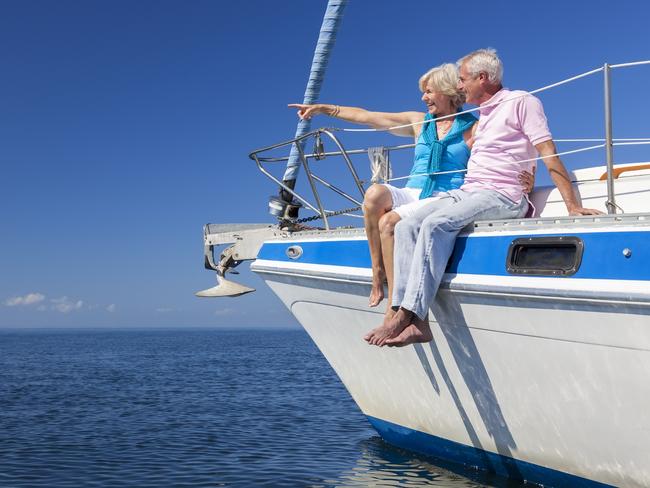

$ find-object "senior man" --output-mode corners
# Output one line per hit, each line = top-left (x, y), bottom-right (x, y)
(365, 48), (601, 347)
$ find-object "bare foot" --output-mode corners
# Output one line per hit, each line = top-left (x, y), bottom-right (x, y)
(368, 270), (386, 307)
(386, 314), (432, 347)
(383, 306), (396, 322)
(363, 306), (396, 342)
(364, 308), (412, 347)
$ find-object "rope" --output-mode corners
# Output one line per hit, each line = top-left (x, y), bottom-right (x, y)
(611, 60), (650, 69)
(336, 66), (606, 133)
(613, 141), (650, 147)
(555, 138), (650, 142)
(368, 147), (391, 184)
(382, 139), (650, 184)
(332, 60), (649, 134)
(385, 143), (605, 183)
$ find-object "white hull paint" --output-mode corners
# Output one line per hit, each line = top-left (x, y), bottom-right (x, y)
(251, 225), (650, 487)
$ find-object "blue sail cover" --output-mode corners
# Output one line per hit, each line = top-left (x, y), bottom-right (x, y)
(282, 0), (347, 182)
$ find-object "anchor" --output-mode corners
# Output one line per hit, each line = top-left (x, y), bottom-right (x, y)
(195, 242), (255, 297)
(195, 223), (285, 298)
(195, 267), (255, 297)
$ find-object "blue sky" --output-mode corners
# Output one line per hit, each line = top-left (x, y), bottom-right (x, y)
(1, 0), (649, 328)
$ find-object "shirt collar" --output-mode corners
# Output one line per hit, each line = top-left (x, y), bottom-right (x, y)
(479, 88), (509, 117)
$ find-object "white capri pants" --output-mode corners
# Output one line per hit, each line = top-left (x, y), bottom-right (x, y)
(384, 184), (443, 220)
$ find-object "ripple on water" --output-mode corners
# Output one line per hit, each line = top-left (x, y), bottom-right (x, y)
(0, 329), (528, 487)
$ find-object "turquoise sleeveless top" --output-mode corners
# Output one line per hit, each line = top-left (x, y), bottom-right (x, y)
(404, 115), (472, 192)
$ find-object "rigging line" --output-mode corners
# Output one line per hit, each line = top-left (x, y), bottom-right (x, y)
(613, 141), (650, 147)
(336, 66), (605, 133)
(556, 138), (650, 142)
(610, 60), (650, 69)
(386, 144), (605, 183)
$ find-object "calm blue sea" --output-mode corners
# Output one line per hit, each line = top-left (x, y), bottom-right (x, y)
(0, 328), (528, 487)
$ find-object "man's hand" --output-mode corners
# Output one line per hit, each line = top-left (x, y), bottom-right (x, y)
(518, 167), (536, 193)
(567, 205), (604, 216)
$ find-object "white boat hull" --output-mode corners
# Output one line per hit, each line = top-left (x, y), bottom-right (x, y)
(251, 220), (650, 487)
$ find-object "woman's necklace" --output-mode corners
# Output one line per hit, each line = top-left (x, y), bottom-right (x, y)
(436, 117), (454, 139)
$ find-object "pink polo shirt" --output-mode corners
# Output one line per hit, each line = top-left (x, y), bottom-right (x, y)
(461, 88), (552, 202)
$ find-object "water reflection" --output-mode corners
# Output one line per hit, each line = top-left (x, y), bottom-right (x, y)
(315, 436), (528, 488)
(0, 329), (532, 488)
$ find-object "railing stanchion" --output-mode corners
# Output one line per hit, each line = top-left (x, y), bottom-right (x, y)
(295, 141), (330, 230)
(603, 63), (617, 214)
(321, 129), (366, 198)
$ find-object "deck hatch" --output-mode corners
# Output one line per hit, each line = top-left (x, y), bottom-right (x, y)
(506, 236), (584, 276)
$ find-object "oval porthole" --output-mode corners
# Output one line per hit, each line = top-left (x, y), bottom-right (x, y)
(506, 236), (583, 276)
(286, 245), (303, 260)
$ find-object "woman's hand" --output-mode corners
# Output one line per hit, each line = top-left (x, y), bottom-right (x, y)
(288, 103), (331, 120)
(518, 167), (536, 194)
(288, 103), (422, 139)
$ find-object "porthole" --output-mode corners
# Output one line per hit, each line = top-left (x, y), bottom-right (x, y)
(506, 236), (583, 276)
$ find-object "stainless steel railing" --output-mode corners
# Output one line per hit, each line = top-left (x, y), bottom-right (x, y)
(249, 128), (398, 229)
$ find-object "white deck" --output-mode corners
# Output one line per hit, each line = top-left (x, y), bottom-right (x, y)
(531, 163), (650, 217)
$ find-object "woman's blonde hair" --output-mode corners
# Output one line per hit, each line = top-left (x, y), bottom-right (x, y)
(418, 63), (465, 110)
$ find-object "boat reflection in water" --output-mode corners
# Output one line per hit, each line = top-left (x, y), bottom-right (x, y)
(323, 436), (527, 487)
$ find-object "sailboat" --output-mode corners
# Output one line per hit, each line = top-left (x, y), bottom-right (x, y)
(197, 2), (650, 486)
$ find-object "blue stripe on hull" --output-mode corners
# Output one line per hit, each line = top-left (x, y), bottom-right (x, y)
(257, 230), (650, 280)
(448, 231), (648, 280)
(258, 239), (371, 268)
(367, 416), (613, 488)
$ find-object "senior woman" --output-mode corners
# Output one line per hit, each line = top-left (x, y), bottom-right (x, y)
(290, 63), (531, 311)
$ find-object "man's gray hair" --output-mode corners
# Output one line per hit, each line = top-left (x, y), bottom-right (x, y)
(457, 48), (503, 84)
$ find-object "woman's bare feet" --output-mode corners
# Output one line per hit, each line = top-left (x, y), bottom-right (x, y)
(369, 269), (386, 307)
(386, 314), (432, 347)
(364, 308), (412, 347)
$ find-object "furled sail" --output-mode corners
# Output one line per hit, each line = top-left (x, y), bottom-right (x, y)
(280, 0), (347, 206)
